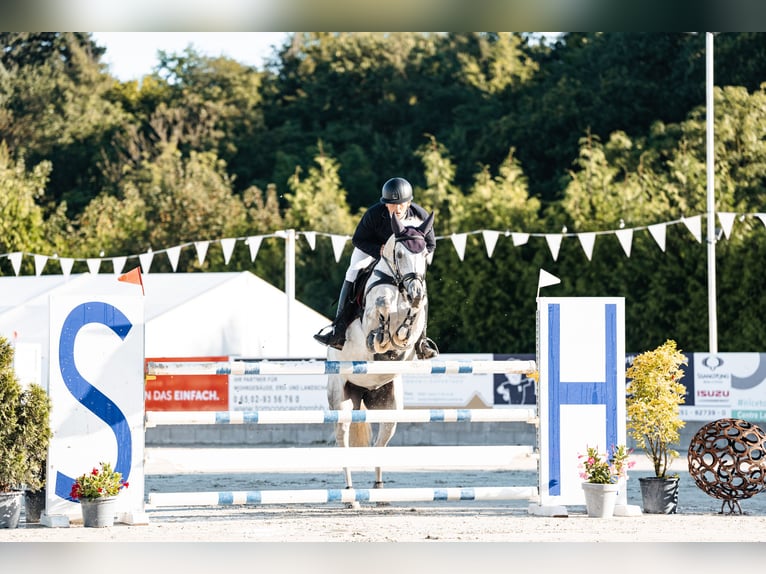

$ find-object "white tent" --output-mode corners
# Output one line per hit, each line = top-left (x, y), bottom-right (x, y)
(0, 271), (330, 389)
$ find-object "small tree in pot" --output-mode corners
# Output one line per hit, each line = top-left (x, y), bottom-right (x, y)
(625, 339), (687, 514)
(0, 336), (51, 527)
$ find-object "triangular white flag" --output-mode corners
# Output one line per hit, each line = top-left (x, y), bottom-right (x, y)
(303, 231), (316, 251)
(112, 256), (127, 275)
(194, 241), (209, 265)
(246, 236), (263, 262)
(87, 258), (101, 274)
(59, 257), (74, 276)
(8, 252), (22, 276)
(220, 238), (237, 264)
(577, 232), (596, 261)
(481, 230), (499, 258)
(330, 235), (349, 263)
(717, 212), (736, 240)
(166, 245), (182, 271)
(511, 232), (529, 247)
(648, 223), (667, 252)
(34, 254), (48, 276)
(545, 234), (563, 261)
(615, 229), (634, 257)
(139, 251), (154, 274)
(756, 213), (766, 229)
(538, 268), (561, 289)
(450, 233), (467, 261)
(682, 215), (702, 242)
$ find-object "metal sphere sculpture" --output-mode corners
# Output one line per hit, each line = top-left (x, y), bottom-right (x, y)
(687, 418), (766, 514)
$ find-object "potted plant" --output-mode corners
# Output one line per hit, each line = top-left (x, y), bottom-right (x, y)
(70, 461), (129, 527)
(578, 444), (631, 517)
(0, 336), (51, 528)
(625, 339), (687, 514)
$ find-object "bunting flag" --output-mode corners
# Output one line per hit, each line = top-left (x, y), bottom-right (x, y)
(545, 234), (563, 261)
(450, 233), (467, 261)
(220, 238), (237, 264)
(194, 241), (209, 266)
(34, 254), (48, 276)
(330, 234), (348, 263)
(615, 228), (633, 257)
(166, 245), (182, 271)
(577, 232), (596, 261)
(717, 212), (736, 240)
(86, 258), (101, 274)
(246, 236), (263, 262)
(8, 252), (22, 276)
(59, 257), (74, 276)
(682, 215), (702, 242)
(303, 231), (316, 251)
(648, 223), (667, 252)
(511, 232), (529, 247)
(481, 230), (499, 258)
(757, 213), (766, 229)
(118, 266), (144, 295)
(112, 256), (127, 275)
(138, 251), (154, 274)
(537, 268), (561, 299)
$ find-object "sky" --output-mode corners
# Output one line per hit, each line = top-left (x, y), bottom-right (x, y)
(91, 32), (290, 81)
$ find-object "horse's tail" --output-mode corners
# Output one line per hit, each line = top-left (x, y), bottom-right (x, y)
(349, 403), (372, 447)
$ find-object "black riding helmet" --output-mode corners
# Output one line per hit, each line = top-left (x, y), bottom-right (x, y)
(380, 177), (413, 204)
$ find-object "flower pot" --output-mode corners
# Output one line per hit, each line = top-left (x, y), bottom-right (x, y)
(581, 482), (620, 518)
(80, 496), (118, 527)
(0, 491), (23, 528)
(24, 489), (46, 523)
(639, 476), (679, 514)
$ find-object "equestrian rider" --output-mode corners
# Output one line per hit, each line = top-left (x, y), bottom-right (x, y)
(313, 177), (439, 359)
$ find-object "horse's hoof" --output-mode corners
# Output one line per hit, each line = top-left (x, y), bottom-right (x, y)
(346, 501), (361, 510)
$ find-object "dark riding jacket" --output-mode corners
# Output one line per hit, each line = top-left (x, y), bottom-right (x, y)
(352, 201), (436, 259)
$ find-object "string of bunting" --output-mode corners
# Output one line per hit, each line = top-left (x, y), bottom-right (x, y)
(0, 212), (758, 277)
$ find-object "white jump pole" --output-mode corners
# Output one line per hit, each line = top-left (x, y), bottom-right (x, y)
(145, 407), (537, 427)
(145, 358), (537, 377)
(148, 485), (539, 507)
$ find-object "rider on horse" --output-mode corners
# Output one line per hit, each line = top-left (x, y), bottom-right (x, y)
(313, 177), (439, 359)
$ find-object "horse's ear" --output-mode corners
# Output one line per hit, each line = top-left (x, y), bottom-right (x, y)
(391, 213), (405, 235)
(418, 212), (435, 235)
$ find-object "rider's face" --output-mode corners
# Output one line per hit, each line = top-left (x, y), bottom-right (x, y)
(386, 201), (410, 219)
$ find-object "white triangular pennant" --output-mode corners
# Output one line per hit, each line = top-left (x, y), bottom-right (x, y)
(34, 254), (48, 276)
(8, 252), (22, 276)
(757, 213), (766, 229)
(59, 257), (74, 276)
(112, 256), (127, 274)
(451, 233), (467, 261)
(330, 235), (349, 263)
(87, 258), (101, 274)
(246, 236), (263, 262)
(545, 235), (563, 261)
(682, 215), (702, 242)
(717, 212), (736, 240)
(166, 245), (182, 271)
(139, 251), (154, 274)
(648, 223), (667, 252)
(303, 231), (316, 251)
(194, 241), (209, 265)
(220, 238), (236, 264)
(538, 268), (561, 289)
(481, 230), (499, 258)
(615, 229), (634, 257)
(577, 232), (596, 261)
(511, 232), (529, 247)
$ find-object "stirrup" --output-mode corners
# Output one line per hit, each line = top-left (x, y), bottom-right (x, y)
(416, 337), (439, 360)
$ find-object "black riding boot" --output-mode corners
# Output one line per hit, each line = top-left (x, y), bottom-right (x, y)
(415, 300), (439, 360)
(313, 280), (354, 350)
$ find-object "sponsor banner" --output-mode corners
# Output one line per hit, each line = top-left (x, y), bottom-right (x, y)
(229, 359), (327, 411)
(492, 353), (536, 407)
(145, 357), (228, 411)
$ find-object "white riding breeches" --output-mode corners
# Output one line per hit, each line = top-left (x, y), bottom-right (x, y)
(344, 247), (376, 283)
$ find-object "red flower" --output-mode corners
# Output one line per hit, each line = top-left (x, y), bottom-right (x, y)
(91, 468), (99, 476)
(122, 481), (129, 489)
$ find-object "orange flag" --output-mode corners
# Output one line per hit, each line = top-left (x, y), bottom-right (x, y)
(118, 266), (144, 295)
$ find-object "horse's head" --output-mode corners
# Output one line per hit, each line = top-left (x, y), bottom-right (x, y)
(387, 212), (434, 309)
